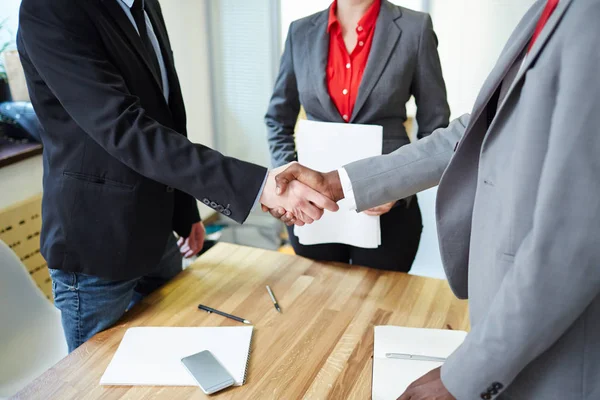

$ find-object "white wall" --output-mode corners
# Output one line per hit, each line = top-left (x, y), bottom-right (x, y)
(431, 0), (537, 117)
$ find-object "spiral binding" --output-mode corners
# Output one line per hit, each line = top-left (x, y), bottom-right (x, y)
(242, 329), (254, 384)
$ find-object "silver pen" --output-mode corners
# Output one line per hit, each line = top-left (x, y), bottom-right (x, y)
(266, 285), (282, 313)
(385, 353), (446, 362)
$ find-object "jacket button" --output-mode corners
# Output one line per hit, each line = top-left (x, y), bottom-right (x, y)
(202, 198), (210, 205)
(210, 202), (218, 208)
(492, 382), (503, 390)
(480, 394), (492, 400)
(166, 186), (174, 193)
(223, 209), (231, 216)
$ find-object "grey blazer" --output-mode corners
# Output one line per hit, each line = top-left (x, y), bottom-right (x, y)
(265, 0), (450, 168)
(344, 0), (600, 399)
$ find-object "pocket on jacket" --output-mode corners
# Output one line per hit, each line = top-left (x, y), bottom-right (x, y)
(63, 171), (135, 191)
(58, 172), (138, 268)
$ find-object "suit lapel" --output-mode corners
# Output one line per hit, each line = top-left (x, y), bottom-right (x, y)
(308, 11), (343, 122)
(490, 0), (573, 122)
(101, 0), (164, 95)
(466, 2), (544, 135)
(350, 1), (401, 122)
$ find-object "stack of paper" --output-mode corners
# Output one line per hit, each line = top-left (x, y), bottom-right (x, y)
(372, 326), (467, 400)
(295, 120), (383, 248)
(100, 326), (253, 386)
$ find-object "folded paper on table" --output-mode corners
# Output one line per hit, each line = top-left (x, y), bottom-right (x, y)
(100, 326), (253, 386)
(294, 120), (383, 248)
(373, 326), (467, 400)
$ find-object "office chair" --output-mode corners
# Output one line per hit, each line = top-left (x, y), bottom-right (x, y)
(0, 239), (67, 398)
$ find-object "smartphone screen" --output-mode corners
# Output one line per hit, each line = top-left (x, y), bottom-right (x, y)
(181, 350), (235, 394)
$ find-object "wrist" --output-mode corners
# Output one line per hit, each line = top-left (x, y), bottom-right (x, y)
(324, 170), (344, 202)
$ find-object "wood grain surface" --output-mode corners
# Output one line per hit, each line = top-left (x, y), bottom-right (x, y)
(14, 243), (469, 400)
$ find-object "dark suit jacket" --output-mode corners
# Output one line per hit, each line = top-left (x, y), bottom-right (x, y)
(266, 1), (450, 168)
(17, 0), (266, 280)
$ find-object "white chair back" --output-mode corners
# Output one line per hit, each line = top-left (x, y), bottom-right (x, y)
(0, 239), (67, 398)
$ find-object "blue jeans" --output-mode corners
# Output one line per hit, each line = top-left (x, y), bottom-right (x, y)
(49, 234), (182, 353)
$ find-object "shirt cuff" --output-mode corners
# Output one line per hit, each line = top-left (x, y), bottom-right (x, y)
(338, 167), (357, 211)
(252, 171), (270, 211)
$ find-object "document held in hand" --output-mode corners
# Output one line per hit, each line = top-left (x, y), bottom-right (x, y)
(372, 326), (467, 400)
(295, 120), (383, 248)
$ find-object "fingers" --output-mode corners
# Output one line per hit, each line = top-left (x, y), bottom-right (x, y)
(397, 389), (413, 400)
(294, 206), (316, 224)
(274, 164), (301, 196)
(294, 199), (323, 222)
(268, 207), (286, 219)
(304, 186), (339, 212)
(364, 208), (382, 216)
(280, 211), (297, 226)
(274, 163), (323, 196)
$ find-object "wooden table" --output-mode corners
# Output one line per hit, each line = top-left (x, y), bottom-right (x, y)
(15, 243), (469, 400)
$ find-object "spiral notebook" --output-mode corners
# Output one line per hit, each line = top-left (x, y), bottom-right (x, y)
(100, 326), (253, 386)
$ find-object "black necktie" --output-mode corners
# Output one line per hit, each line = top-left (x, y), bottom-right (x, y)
(131, 0), (162, 88)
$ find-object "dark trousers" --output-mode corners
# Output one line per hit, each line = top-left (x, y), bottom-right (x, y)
(287, 197), (423, 272)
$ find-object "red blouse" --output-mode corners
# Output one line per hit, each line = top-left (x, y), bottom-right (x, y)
(326, 0), (381, 122)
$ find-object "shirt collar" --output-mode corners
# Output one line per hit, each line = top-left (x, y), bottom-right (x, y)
(120, 0), (135, 9)
(327, 0), (381, 34)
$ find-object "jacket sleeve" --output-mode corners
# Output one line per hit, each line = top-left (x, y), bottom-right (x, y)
(441, 5), (600, 398)
(411, 14), (451, 139)
(265, 22), (301, 168)
(344, 114), (470, 211)
(18, 0), (266, 224)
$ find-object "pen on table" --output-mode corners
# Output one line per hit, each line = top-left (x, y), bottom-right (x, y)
(198, 304), (251, 324)
(266, 285), (281, 313)
(385, 353), (447, 362)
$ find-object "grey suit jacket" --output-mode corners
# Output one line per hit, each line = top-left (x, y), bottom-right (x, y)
(265, 0), (450, 168)
(344, 0), (600, 399)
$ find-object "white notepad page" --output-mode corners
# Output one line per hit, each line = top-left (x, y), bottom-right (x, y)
(100, 326), (253, 386)
(295, 120), (383, 248)
(372, 326), (467, 400)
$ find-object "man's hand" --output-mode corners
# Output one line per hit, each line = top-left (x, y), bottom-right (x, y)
(260, 162), (345, 226)
(260, 164), (339, 225)
(397, 367), (455, 400)
(364, 201), (396, 216)
(177, 221), (205, 259)
(274, 162), (345, 203)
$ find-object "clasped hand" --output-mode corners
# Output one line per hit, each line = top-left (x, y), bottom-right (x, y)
(259, 163), (340, 225)
(260, 162), (344, 225)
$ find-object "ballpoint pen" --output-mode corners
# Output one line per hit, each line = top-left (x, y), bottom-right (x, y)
(385, 353), (447, 362)
(266, 285), (282, 313)
(198, 304), (251, 324)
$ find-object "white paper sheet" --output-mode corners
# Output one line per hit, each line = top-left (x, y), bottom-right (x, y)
(100, 326), (253, 386)
(372, 326), (467, 400)
(294, 120), (383, 248)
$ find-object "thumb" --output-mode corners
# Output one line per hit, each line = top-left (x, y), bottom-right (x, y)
(275, 164), (302, 196)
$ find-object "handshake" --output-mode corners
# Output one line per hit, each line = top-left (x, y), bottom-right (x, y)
(259, 162), (345, 226)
